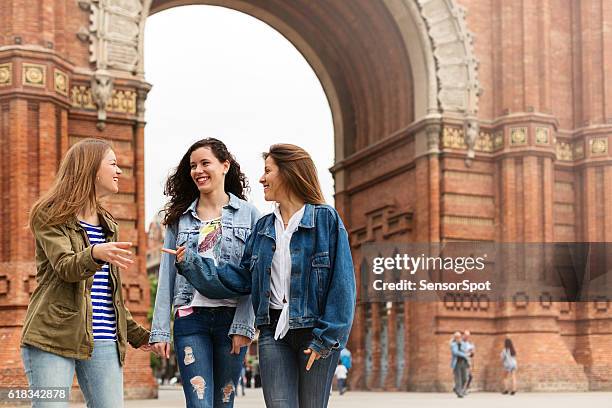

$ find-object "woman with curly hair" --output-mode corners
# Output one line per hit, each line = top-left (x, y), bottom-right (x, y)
(150, 138), (259, 408)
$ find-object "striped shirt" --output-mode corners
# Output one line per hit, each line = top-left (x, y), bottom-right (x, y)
(79, 221), (117, 341)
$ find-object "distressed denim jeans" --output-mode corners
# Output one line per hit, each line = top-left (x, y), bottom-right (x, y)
(21, 341), (123, 408)
(257, 311), (339, 408)
(173, 307), (246, 408)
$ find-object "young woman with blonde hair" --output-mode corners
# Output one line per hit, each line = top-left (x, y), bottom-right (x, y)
(166, 143), (356, 408)
(21, 138), (150, 408)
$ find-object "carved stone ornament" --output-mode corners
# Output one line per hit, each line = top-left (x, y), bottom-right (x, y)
(91, 70), (113, 129)
(78, 0), (147, 127)
(463, 117), (479, 165)
(54, 69), (69, 96)
(85, 0), (144, 73)
(0, 63), (12, 86)
(590, 137), (608, 155)
(23, 63), (46, 87)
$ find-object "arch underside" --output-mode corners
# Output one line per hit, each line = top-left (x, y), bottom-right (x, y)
(146, 0), (479, 161)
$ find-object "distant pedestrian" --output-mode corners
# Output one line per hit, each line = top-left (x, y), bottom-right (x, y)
(462, 330), (475, 394)
(450, 331), (470, 398)
(501, 337), (518, 395)
(334, 362), (348, 395)
(340, 347), (352, 390)
(340, 347), (352, 370)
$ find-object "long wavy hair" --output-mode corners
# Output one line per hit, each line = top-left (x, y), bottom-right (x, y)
(29, 138), (112, 230)
(163, 138), (249, 227)
(504, 338), (516, 357)
(263, 144), (325, 205)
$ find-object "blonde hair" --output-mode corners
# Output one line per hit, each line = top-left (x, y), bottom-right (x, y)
(29, 138), (112, 230)
(263, 144), (325, 205)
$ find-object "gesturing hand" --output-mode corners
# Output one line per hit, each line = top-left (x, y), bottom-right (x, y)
(161, 246), (186, 263)
(304, 348), (321, 371)
(92, 242), (134, 269)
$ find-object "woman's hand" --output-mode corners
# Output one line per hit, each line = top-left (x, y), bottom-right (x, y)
(151, 342), (171, 359)
(161, 246), (186, 263)
(303, 348), (321, 371)
(230, 335), (252, 354)
(92, 242), (134, 269)
(138, 344), (152, 352)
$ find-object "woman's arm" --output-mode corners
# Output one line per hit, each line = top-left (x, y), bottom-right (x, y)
(34, 217), (102, 282)
(176, 227), (256, 299)
(309, 210), (357, 358)
(228, 206), (261, 341)
(149, 223), (178, 344)
(125, 306), (150, 348)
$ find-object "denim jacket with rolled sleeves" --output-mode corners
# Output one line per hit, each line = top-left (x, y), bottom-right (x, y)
(149, 193), (260, 344)
(176, 204), (357, 359)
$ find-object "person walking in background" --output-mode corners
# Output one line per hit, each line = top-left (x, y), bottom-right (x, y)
(150, 138), (259, 408)
(170, 143), (357, 408)
(238, 358), (246, 396)
(334, 361), (348, 395)
(462, 330), (475, 394)
(450, 331), (470, 398)
(21, 139), (151, 408)
(339, 346), (352, 391)
(501, 337), (518, 395)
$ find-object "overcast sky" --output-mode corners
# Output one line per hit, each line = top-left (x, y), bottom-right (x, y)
(143, 5), (334, 227)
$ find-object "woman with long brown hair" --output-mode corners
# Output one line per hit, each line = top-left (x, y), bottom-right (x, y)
(165, 143), (356, 408)
(21, 138), (150, 408)
(501, 337), (518, 395)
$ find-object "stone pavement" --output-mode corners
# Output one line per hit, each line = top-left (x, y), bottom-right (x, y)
(66, 386), (611, 408)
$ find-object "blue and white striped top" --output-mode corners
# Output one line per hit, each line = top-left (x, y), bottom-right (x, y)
(79, 221), (117, 341)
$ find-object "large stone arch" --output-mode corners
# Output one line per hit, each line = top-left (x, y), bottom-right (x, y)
(83, 0), (481, 160)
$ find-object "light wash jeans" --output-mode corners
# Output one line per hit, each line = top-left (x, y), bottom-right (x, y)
(173, 307), (247, 408)
(21, 341), (123, 408)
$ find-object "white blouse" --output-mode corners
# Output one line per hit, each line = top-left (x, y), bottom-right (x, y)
(270, 204), (306, 340)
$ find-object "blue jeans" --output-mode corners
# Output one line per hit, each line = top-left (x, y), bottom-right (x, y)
(258, 312), (339, 408)
(173, 307), (247, 408)
(21, 341), (123, 408)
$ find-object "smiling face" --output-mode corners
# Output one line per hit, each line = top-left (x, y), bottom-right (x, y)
(259, 156), (287, 202)
(95, 149), (121, 198)
(190, 147), (229, 195)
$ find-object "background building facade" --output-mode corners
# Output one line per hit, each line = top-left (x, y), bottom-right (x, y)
(0, 0), (611, 397)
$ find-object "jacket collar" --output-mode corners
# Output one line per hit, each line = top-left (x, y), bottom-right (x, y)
(299, 204), (316, 229)
(65, 208), (117, 234)
(258, 203), (316, 240)
(182, 193), (241, 217)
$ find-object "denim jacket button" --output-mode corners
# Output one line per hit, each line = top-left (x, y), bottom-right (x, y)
(271, 244), (276, 251)
(267, 267), (271, 274)
(265, 290), (270, 298)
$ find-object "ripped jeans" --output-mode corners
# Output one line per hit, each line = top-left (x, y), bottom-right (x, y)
(174, 307), (247, 408)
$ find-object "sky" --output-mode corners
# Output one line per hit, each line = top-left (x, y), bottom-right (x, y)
(143, 5), (334, 227)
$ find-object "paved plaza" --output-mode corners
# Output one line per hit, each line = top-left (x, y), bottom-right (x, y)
(62, 386), (611, 408)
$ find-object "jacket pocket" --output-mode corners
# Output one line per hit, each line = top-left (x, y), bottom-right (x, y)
(45, 300), (83, 349)
(233, 227), (251, 258)
(312, 253), (331, 313)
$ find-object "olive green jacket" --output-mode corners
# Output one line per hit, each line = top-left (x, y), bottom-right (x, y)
(21, 208), (150, 364)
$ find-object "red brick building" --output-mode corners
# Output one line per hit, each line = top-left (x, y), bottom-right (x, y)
(0, 0), (611, 398)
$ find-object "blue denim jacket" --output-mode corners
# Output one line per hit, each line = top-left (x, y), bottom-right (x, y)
(450, 340), (470, 369)
(177, 204), (356, 358)
(149, 193), (260, 344)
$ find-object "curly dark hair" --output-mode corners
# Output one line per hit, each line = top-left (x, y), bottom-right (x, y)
(162, 138), (249, 227)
